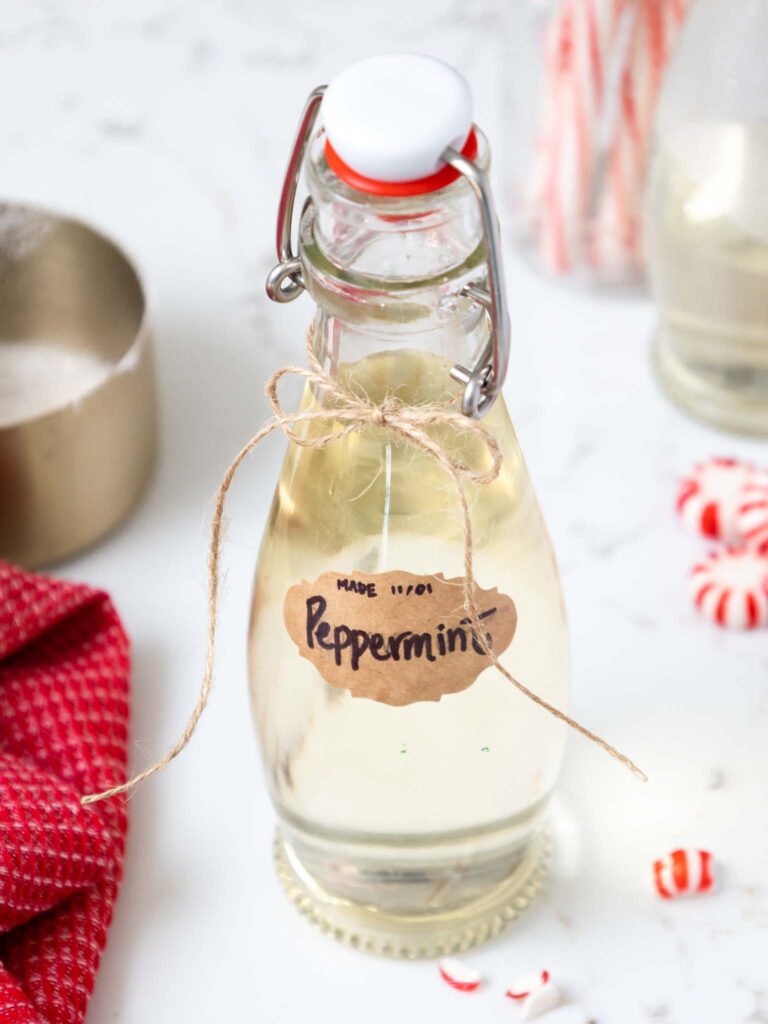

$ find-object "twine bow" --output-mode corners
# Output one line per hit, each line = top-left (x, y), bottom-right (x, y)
(82, 325), (645, 804)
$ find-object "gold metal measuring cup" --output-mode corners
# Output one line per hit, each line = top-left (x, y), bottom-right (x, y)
(0, 202), (157, 568)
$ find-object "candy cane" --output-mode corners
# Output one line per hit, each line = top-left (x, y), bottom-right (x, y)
(533, 0), (629, 273)
(590, 0), (689, 274)
(526, 0), (689, 279)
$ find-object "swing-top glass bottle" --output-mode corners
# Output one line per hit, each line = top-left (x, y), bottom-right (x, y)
(248, 55), (569, 956)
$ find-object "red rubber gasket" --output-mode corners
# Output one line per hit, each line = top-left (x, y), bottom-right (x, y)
(325, 128), (478, 197)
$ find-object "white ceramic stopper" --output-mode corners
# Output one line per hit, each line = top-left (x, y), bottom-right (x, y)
(321, 54), (473, 182)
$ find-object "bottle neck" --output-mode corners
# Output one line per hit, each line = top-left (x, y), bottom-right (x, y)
(299, 126), (491, 387)
(309, 305), (489, 402)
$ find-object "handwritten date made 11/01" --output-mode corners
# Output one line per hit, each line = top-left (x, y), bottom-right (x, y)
(336, 577), (434, 599)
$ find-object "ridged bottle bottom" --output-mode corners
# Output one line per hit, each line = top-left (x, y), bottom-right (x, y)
(653, 329), (768, 436)
(273, 829), (549, 959)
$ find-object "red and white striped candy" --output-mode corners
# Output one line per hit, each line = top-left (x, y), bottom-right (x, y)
(507, 971), (561, 1019)
(533, 0), (630, 275)
(690, 548), (768, 629)
(677, 458), (756, 542)
(653, 849), (715, 899)
(438, 958), (481, 992)
(526, 0), (688, 279)
(737, 478), (768, 555)
(521, 983), (563, 1020)
(506, 970), (551, 1001)
(591, 0), (689, 275)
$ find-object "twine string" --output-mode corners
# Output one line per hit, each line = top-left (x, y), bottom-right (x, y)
(82, 326), (645, 805)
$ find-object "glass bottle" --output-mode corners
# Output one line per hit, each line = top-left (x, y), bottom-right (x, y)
(647, 0), (768, 435)
(249, 55), (569, 956)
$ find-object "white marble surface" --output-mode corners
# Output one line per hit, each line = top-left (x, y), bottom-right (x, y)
(1, 2), (767, 1022)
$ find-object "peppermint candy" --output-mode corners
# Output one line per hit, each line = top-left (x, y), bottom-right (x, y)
(690, 548), (768, 629)
(737, 478), (768, 555)
(506, 970), (561, 1019)
(437, 958), (481, 992)
(506, 969), (551, 1001)
(653, 849), (715, 899)
(677, 457), (756, 542)
(437, 961), (563, 1017)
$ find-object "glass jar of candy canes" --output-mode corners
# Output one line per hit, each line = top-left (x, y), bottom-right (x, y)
(646, 0), (768, 435)
(507, 0), (688, 287)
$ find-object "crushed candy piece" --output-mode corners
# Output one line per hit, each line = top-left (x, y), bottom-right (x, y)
(677, 458), (756, 541)
(507, 970), (560, 1019)
(653, 849), (715, 899)
(438, 957), (481, 992)
(506, 969), (551, 1000)
(520, 982), (562, 1020)
(690, 548), (768, 628)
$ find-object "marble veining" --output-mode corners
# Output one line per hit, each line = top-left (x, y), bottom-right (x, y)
(0, 2), (765, 1022)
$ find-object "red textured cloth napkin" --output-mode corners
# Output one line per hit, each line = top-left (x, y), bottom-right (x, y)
(0, 562), (129, 1024)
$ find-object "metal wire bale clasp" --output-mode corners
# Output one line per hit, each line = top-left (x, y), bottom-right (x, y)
(265, 86), (325, 305)
(265, 85), (511, 420)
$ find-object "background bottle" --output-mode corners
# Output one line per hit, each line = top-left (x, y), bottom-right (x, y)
(646, 0), (768, 435)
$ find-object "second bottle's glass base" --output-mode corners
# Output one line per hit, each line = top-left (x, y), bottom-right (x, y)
(273, 828), (549, 959)
(653, 328), (768, 436)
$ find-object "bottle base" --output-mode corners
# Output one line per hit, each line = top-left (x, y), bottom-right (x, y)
(273, 829), (549, 959)
(653, 329), (768, 437)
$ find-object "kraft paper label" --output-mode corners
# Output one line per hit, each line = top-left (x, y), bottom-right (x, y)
(283, 570), (517, 706)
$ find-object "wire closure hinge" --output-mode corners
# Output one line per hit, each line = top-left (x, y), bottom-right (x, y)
(441, 147), (510, 419)
(266, 85), (326, 305)
(265, 86), (511, 420)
